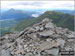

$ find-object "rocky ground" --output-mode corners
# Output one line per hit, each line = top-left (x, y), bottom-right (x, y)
(0, 18), (75, 56)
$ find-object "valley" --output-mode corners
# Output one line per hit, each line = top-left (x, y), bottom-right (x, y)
(0, 9), (74, 36)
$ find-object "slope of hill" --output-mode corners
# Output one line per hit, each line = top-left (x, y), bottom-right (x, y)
(1, 9), (32, 20)
(12, 18), (40, 31)
(38, 11), (74, 31)
(55, 10), (74, 15)
(0, 17), (34, 36)
(14, 11), (74, 32)
(0, 19), (18, 36)
(0, 9), (35, 36)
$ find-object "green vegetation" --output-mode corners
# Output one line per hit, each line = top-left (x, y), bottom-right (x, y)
(12, 18), (41, 32)
(0, 20), (18, 36)
(38, 11), (74, 31)
(1, 11), (74, 36)
(14, 11), (74, 32)
(1, 20), (17, 28)
(0, 27), (10, 36)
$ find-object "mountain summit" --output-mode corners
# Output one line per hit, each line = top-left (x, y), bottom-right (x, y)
(1, 9), (32, 20)
(7, 9), (16, 12)
(0, 18), (75, 56)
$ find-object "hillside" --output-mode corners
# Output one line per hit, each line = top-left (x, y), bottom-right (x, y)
(1, 9), (32, 20)
(0, 20), (18, 36)
(0, 18), (34, 36)
(14, 11), (74, 32)
(0, 9), (35, 36)
(55, 10), (74, 15)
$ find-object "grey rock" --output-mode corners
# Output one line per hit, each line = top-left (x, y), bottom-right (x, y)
(46, 38), (52, 42)
(35, 53), (41, 56)
(0, 45), (6, 50)
(25, 53), (33, 56)
(40, 27), (44, 31)
(19, 27), (31, 36)
(50, 34), (61, 39)
(34, 26), (40, 31)
(27, 33), (40, 41)
(56, 38), (65, 48)
(38, 30), (55, 36)
(67, 38), (74, 42)
(28, 27), (36, 33)
(44, 48), (59, 56)
(42, 18), (52, 22)
(25, 54), (30, 56)
(38, 40), (60, 51)
(55, 27), (64, 34)
(63, 28), (69, 33)
(72, 43), (75, 51)
(1, 49), (11, 56)
(67, 34), (75, 38)
(45, 22), (54, 29)
(65, 45), (72, 51)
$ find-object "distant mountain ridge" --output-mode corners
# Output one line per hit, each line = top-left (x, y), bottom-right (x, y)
(38, 11), (74, 31)
(1, 9), (74, 20)
(55, 10), (74, 15)
(1, 9), (32, 20)
(14, 11), (74, 32)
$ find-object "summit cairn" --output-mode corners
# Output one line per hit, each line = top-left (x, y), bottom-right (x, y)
(0, 18), (75, 56)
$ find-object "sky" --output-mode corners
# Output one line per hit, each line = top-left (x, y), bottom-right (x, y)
(1, 1), (74, 12)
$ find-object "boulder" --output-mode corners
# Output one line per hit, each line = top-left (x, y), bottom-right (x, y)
(55, 27), (64, 34)
(56, 38), (65, 48)
(42, 18), (52, 22)
(38, 30), (55, 37)
(34, 26), (40, 31)
(35, 53), (41, 56)
(40, 27), (44, 31)
(67, 38), (74, 42)
(72, 43), (75, 51)
(67, 34), (75, 38)
(38, 40), (60, 51)
(27, 33), (40, 41)
(45, 22), (54, 29)
(50, 34), (61, 39)
(65, 45), (72, 51)
(28, 27), (36, 33)
(44, 48), (59, 56)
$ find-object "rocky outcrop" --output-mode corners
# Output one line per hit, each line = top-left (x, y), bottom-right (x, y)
(0, 18), (75, 56)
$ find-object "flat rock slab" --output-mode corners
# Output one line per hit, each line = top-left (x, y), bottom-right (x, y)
(45, 22), (54, 29)
(56, 38), (65, 48)
(67, 34), (75, 38)
(1, 49), (11, 56)
(45, 48), (59, 56)
(38, 41), (60, 51)
(38, 30), (55, 36)
(27, 33), (40, 41)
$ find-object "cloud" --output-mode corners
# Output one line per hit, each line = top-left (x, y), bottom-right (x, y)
(31, 14), (39, 17)
(1, 1), (74, 10)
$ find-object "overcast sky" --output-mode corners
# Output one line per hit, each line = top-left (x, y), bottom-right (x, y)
(1, 1), (74, 11)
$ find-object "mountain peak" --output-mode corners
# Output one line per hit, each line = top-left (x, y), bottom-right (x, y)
(9, 8), (15, 11)
(0, 18), (75, 56)
(6, 8), (16, 13)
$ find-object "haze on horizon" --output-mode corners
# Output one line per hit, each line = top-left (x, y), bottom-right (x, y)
(1, 1), (74, 12)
